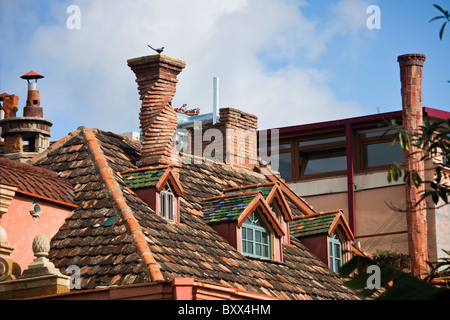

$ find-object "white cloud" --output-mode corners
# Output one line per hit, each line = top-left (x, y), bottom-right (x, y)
(3, 0), (372, 139)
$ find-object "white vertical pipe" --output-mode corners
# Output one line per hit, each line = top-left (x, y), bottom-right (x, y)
(213, 77), (219, 124)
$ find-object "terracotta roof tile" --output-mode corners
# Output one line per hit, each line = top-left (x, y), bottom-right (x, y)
(0, 157), (75, 206)
(30, 127), (359, 299)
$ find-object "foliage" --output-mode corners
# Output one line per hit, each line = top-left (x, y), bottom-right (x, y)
(430, 3), (450, 83)
(339, 255), (450, 300)
(373, 249), (399, 260)
(174, 104), (200, 115)
(425, 249), (450, 282)
(383, 118), (449, 206)
(430, 4), (450, 40)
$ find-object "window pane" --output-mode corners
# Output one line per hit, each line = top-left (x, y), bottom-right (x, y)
(168, 194), (174, 221)
(256, 243), (262, 256)
(360, 129), (397, 138)
(249, 228), (254, 241)
(278, 152), (292, 180)
(362, 141), (403, 168)
(263, 245), (269, 258)
(334, 243), (341, 259)
(160, 193), (166, 218)
(303, 150), (347, 175)
(300, 136), (345, 146)
(255, 230), (261, 243)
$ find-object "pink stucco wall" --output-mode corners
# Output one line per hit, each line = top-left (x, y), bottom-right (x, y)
(0, 193), (73, 271)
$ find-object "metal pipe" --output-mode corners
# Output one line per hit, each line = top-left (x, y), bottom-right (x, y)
(213, 77), (219, 125)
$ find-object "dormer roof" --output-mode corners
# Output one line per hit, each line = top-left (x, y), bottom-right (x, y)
(223, 182), (294, 222)
(201, 190), (284, 237)
(290, 210), (355, 241)
(120, 165), (183, 196)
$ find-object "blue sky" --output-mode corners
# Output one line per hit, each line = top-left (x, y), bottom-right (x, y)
(1, 0), (449, 141)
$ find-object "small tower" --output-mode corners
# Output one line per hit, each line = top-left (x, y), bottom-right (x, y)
(0, 71), (52, 162)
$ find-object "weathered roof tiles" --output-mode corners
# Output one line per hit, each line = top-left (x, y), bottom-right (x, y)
(28, 127), (360, 300)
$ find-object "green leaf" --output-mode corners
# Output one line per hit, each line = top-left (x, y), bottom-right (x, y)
(433, 4), (447, 15)
(439, 21), (447, 40)
(412, 171), (422, 187)
(430, 16), (446, 22)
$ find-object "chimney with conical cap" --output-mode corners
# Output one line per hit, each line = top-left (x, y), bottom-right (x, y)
(21, 71), (44, 117)
(0, 71), (52, 162)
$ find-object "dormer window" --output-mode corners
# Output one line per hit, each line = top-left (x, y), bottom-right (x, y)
(329, 232), (343, 273)
(242, 210), (271, 259)
(222, 182), (294, 245)
(159, 183), (175, 221)
(290, 210), (355, 273)
(121, 166), (183, 223)
(202, 190), (285, 262)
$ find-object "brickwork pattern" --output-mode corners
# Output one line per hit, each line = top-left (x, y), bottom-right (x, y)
(127, 55), (186, 167)
(398, 53), (429, 277)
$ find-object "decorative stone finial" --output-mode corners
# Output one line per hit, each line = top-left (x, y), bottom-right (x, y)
(32, 233), (50, 258)
(21, 234), (64, 279)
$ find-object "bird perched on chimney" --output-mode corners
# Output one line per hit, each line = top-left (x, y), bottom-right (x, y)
(148, 44), (164, 54)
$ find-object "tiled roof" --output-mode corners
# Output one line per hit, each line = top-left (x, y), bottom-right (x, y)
(290, 211), (341, 238)
(121, 167), (166, 189)
(30, 127), (359, 300)
(201, 192), (260, 224)
(225, 183), (275, 199)
(0, 157), (75, 207)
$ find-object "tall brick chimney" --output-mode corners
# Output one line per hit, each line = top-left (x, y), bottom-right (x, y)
(398, 53), (428, 277)
(127, 55), (186, 167)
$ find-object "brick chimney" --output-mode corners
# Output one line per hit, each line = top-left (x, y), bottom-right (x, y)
(215, 107), (258, 167)
(398, 53), (428, 278)
(127, 55), (186, 167)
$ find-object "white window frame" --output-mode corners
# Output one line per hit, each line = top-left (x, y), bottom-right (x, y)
(159, 183), (175, 221)
(242, 210), (271, 259)
(329, 232), (343, 273)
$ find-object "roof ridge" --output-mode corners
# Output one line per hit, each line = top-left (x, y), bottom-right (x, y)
(222, 182), (277, 193)
(120, 165), (170, 175)
(201, 190), (262, 203)
(82, 128), (164, 282)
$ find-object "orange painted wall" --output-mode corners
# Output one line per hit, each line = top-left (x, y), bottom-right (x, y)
(0, 193), (73, 271)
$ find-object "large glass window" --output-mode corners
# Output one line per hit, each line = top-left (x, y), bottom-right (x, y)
(242, 210), (271, 259)
(329, 233), (343, 273)
(298, 134), (347, 178)
(159, 184), (175, 221)
(301, 149), (347, 175)
(359, 129), (404, 169)
(362, 141), (404, 168)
